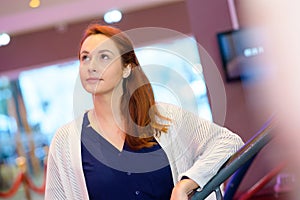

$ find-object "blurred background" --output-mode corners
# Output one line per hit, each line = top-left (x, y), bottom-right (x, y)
(0, 0), (298, 199)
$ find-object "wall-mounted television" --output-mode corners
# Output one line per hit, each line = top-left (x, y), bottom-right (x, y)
(217, 28), (266, 82)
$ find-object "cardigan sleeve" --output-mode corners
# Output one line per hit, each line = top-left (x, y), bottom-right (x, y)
(168, 105), (244, 189)
(45, 134), (67, 200)
(45, 116), (89, 200)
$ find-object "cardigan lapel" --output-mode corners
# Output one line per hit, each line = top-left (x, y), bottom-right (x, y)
(68, 115), (90, 199)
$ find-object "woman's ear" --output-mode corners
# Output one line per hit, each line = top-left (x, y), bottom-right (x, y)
(123, 64), (132, 78)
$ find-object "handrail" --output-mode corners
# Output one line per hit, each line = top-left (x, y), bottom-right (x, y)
(224, 155), (256, 200)
(191, 118), (275, 200)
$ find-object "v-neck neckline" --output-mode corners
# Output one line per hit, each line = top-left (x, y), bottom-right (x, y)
(84, 112), (126, 153)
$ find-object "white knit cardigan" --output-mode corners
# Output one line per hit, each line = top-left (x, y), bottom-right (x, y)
(45, 103), (244, 200)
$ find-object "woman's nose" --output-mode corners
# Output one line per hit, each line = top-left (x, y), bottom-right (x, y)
(88, 58), (98, 72)
(88, 67), (97, 73)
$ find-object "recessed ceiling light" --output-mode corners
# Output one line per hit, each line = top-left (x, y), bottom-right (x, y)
(0, 33), (10, 47)
(29, 0), (41, 8)
(104, 10), (122, 24)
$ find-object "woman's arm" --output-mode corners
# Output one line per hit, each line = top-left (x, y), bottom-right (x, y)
(164, 104), (244, 197)
(178, 116), (244, 189)
(171, 178), (198, 200)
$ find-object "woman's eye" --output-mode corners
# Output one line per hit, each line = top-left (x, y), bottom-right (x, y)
(100, 54), (110, 60)
(81, 55), (90, 62)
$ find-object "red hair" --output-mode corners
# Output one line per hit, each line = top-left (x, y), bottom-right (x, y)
(79, 23), (170, 150)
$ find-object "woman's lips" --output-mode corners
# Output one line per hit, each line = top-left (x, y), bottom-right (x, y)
(87, 77), (102, 84)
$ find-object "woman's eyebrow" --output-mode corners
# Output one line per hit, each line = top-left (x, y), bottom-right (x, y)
(80, 50), (89, 56)
(97, 49), (115, 55)
(80, 49), (115, 56)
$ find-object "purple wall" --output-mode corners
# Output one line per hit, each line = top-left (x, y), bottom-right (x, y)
(186, 0), (277, 193)
(0, 2), (190, 76)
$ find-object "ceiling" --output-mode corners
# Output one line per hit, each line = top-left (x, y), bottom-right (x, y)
(0, 0), (181, 36)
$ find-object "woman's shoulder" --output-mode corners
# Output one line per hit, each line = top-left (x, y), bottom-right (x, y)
(155, 102), (208, 123)
(50, 114), (84, 145)
(155, 102), (182, 116)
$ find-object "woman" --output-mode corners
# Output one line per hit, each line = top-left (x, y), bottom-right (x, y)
(45, 24), (244, 200)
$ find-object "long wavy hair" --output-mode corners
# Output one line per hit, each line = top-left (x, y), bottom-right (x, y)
(79, 23), (170, 150)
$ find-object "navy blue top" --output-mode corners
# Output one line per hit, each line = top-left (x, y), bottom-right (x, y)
(81, 113), (174, 200)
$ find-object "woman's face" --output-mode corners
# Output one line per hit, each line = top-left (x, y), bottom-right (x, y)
(79, 34), (124, 95)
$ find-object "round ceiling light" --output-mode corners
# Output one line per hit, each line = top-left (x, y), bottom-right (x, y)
(104, 9), (122, 24)
(0, 33), (10, 47)
(29, 0), (41, 8)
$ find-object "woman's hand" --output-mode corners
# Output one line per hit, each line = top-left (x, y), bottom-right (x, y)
(170, 178), (198, 200)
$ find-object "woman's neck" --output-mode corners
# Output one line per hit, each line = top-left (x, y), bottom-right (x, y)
(92, 79), (124, 124)
(89, 94), (125, 151)
(92, 93), (122, 124)
(91, 91), (125, 132)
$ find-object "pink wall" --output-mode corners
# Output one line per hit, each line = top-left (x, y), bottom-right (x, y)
(0, 2), (190, 76)
(0, 21), (88, 76)
(186, 0), (277, 193)
(185, 0), (256, 134)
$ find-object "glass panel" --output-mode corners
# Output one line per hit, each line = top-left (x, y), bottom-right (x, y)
(18, 60), (79, 143)
(136, 36), (212, 121)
